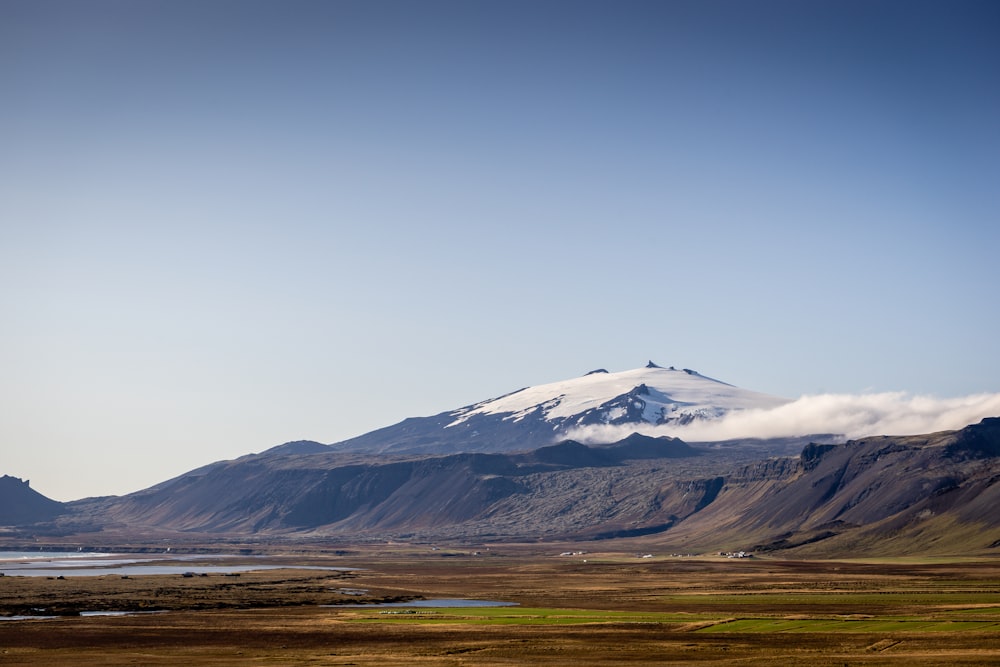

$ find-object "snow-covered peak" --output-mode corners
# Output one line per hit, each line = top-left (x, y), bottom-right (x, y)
(447, 364), (790, 429)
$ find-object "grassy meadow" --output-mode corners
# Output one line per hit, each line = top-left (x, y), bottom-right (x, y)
(1, 547), (999, 665)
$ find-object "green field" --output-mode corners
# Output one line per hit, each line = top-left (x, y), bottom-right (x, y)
(3, 551), (1000, 665)
(702, 618), (1000, 633)
(347, 606), (697, 625)
(342, 603), (1000, 633)
(660, 591), (1000, 606)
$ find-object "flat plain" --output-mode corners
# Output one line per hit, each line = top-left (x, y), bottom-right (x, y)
(1, 545), (999, 665)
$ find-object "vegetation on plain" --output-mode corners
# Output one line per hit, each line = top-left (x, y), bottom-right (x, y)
(1, 547), (999, 665)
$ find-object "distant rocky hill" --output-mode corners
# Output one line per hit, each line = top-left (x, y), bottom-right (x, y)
(37, 419), (1000, 557)
(0, 475), (65, 525)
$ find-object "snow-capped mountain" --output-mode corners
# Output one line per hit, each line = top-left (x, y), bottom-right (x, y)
(449, 362), (789, 430)
(328, 362), (790, 455)
(35, 358), (1000, 556)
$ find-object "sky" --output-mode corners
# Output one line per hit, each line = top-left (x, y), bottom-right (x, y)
(2, 0), (998, 501)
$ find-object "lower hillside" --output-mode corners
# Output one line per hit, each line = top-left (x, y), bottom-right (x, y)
(648, 417), (1000, 556)
(61, 435), (706, 537)
(13, 419), (1000, 557)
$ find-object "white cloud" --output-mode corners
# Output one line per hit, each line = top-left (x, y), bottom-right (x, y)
(562, 392), (1000, 443)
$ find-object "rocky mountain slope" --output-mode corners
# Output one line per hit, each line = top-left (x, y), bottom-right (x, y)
(64, 434), (699, 535)
(659, 416), (1000, 556)
(32, 419), (1000, 557)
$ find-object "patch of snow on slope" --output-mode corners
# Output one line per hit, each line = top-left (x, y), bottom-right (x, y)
(602, 406), (627, 422)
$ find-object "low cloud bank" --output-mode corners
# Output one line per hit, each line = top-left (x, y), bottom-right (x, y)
(564, 392), (1000, 444)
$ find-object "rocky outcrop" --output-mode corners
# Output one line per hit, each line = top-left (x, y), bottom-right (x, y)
(0, 475), (65, 525)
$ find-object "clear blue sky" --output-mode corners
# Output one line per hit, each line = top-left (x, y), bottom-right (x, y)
(2, 0), (998, 500)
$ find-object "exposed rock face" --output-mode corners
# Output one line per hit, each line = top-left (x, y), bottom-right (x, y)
(0, 475), (65, 525)
(946, 416), (1000, 458)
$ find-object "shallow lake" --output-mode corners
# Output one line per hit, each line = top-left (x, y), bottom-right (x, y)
(0, 552), (355, 578)
(0, 551), (114, 561)
(2, 563), (355, 577)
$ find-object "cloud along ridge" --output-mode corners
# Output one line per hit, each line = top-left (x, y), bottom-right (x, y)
(564, 392), (1000, 443)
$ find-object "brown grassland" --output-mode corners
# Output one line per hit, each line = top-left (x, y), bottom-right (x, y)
(1, 544), (999, 665)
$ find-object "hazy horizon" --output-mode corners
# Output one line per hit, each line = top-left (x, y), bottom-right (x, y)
(3, 0), (998, 501)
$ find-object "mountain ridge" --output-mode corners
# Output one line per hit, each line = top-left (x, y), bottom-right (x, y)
(3, 364), (998, 559)
(7, 419), (995, 558)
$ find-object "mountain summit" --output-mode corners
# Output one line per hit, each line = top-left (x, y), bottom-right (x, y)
(329, 364), (789, 455)
(448, 364), (787, 430)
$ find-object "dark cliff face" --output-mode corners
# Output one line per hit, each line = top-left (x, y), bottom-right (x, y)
(800, 442), (838, 471)
(0, 476), (65, 525)
(946, 416), (1000, 459)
